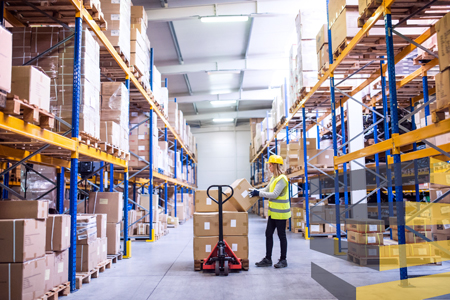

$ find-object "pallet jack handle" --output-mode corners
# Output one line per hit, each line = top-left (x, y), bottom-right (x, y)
(206, 185), (233, 244)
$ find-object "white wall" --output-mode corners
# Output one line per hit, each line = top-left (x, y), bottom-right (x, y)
(192, 125), (250, 190)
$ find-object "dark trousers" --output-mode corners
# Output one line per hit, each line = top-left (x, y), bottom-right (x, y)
(265, 216), (287, 260)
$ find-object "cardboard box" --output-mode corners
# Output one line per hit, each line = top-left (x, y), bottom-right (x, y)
(345, 218), (384, 233)
(309, 223), (325, 233)
(348, 241), (380, 258)
(347, 230), (383, 245)
(9, 66), (51, 110)
(76, 239), (97, 272)
(88, 192), (123, 223)
(193, 213), (220, 236)
(291, 207), (304, 219)
(0, 200), (48, 219)
(432, 223), (450, 234)
(106, 222), (120, 255)
(139, 195), (158, 221)
(193, 236), (249, 260)
(389, 216), (432, 232)
(44, 253), (54, 292)
(435, 69), (450, 110)
(392, 229), (432, 244)
(0, 26), (12, 92)
(53, 250), (69, 287)
(436, 11), (450, 72)
(76, 215), (97, 245)
(0, 257), (46, 300)
(224, 178), (259, 212)
(99, 237), (108, 262)
(46, 215), (71, 251)
(316, 24), (329, 53)
(328, 0), (359, 26)
(223, 212), (248, 236)
(0, 219), (46, 262)
(96, 214), (107, 238)
(330, 8), (360, 54)
(194, 190), (236, 212)
(299, 138), (317, 150)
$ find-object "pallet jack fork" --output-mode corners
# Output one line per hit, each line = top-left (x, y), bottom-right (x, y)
(202, 185), (243, 276)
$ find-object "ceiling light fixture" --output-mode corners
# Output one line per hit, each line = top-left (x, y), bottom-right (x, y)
(213, 118), (234, 123)
(207, 70), (241, 75)
(201, 16), (249, 23)
(210, 100), (236, 106)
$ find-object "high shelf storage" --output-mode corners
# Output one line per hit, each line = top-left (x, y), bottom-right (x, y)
(250, 0), (450, 285)
(0, 0), (197, 293)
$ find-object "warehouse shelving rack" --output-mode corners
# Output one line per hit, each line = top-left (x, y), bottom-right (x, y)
(250, 0), (450, 284)
(1, 0), (197, 292)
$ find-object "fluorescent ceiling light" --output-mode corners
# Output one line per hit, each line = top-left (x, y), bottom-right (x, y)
(210, 100), (236, 107)
(207, 70), (241, 75)
(213, 118), (234, 123)
(201, 16), (249, 23)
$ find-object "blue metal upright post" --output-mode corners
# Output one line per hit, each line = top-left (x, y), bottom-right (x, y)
(275, 138), (278, 155)
(316, 111), (320, 149)
(174, 138), (178, 217)
(340, 102), (349, 218)
(261, 156), (264, 183)
(423, 73), (430, 126)
(181, 186), (184, 203)
(410, 99), (420, 202)
(385, 11), (408, 282)
(132, 183), (136, 210)
(148, 109), (154, 241)
(302, 106), (311, 238)
(327, 0), (341, 248)
(186, 155), (189, 182)
(123, 76), (130, 257)
(180, 148), (184, 180)
(373, 105), (382, 219)
(164, 181), (168, 215)
(150, 48), (154, 91)
(69, 16), (82, 292)
(99, 162), (104, 192)
(2, 162), (9, 199)
(109, 164), (114, 192)
(56, 167), (65, 214)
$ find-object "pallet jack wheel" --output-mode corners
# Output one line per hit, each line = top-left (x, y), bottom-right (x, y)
(224, 261), (229, 276)
(215, 261), (220, 276)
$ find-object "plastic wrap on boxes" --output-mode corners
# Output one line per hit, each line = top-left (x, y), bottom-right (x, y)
(20, 165), (57, 208)
(54, 103), (100, 139)
(101, 0), (131, 62)
(101, 82), (129, 131)
(100, 121), (120, 146)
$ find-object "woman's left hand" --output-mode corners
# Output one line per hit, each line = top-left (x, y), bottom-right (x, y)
(249, 189), (260, 197)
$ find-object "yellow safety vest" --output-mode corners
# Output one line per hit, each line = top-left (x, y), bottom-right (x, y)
(268, 174), (290, 220)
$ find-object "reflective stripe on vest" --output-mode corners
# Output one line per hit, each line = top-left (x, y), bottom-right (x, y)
(268, 174), (291, 220)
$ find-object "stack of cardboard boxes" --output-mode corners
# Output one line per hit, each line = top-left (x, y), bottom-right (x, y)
(170, 191), (194, 223)
(130, 6), (151, 91)
(193, 179), (258, 264)
(0, 200), (71, 299)
(435, 12), (450, 126)
(0, 25), (12, 101)
(316, 24), (329, 72)
(346, 218), (384, 260)
(286, 138), (333, 170)
(328, 0), (359, 56)
(288, 44), (298, 109)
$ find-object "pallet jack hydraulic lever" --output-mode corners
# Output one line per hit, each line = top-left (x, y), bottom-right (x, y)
(202, 185), (244, 276)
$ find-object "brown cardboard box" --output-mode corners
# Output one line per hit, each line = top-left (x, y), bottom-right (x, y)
(223, 212), (248, 236)
(330, 8), (360, 54)
(0, 219), (46, 262)
(193, 213), (220, 236)
(99, 237), (108, 263)
(88, 192), (123, 223)
(107, 222), (120, 255)
(291, 218), (304, 231)
(432, 223), (450, 234)
(193, 236), (249, 260)
(345, 218), (384, 233)
(291, 207), (304, 219)
(347, 231), (384, 245)
(299, 138), (317, 150)
(0, 257), (46, 300)
(44, 253), (54, 292)
(389, 216), (431, 232)
(46, 215), (71, 251)
(76, 239), (97, 272)
(436, 12), (450, 72)
(435, 69), (450, 110)
(194, 190), (236, 212)
(309, 223), (325, 233)
(316, 24), (329, 53)
(0, 26), (12, 92)
(76, 215), (97, 245)
(9, 66), (51, 110)
(392, 229), (432, 244)
(328, 0), (358, 26)
(53, 250), (68, 287)
(96, 214), (107, 238)
(347, 242), (380, 258)
(224, 178), (259, 212)
(139, 195), (158, 221)
(0, 200), (48, 219)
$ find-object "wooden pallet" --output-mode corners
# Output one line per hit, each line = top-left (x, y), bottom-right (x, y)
(98, 142), (130, 160)
(37, 282), (70, 300)
(3, 95), (55, 129)
(79, 131), (100, 149)
(318, 63), (330, 78)
(347, 252), (442, 267)
(431, 105), (450, 123)
(357, 0), (383, 27)
(107, 252), (123, 264)
(194, 259), (249, 271)
(333, 38), (353, 59)
(83, 0), (107, 29)
(75, 259), (112, 289)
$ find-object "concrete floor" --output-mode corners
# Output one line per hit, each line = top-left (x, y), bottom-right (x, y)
(68, 214), (450, 300)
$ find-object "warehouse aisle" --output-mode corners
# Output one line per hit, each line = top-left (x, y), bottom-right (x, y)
(67, 215), (450, 300)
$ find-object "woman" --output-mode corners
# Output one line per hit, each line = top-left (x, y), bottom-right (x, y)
(250, 154), (290, 268)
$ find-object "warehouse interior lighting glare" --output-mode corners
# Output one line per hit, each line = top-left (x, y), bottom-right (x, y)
(210, 100), (236, 106)
(213, 118), (234, 123)
(201, 16), (249, 23)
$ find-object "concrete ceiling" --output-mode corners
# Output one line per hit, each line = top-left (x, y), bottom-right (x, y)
(143, 0), (308, 127)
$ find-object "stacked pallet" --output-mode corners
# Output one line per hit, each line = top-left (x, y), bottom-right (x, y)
(434, 11), (450, 123)
(286, 138), (333, 172)
(346, 218), (384, 264)
(130, 6), (151, 91)
(316, 24), (329, 75)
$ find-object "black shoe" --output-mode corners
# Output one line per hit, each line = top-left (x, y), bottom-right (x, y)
(255, 257), (272, 267)
(274, 259), (288, 268)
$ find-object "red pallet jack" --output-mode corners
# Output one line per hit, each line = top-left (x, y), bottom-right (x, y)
(202, 185), (244, 276)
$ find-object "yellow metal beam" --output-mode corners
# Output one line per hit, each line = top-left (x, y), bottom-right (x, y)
(388, 143), (450, 164)
(78, 143), (127, 168)
(0, 145), (70, 168)
(0, 112), (77, 150)
(3, 8), (25, 27)
(412, 87), (436, 105)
